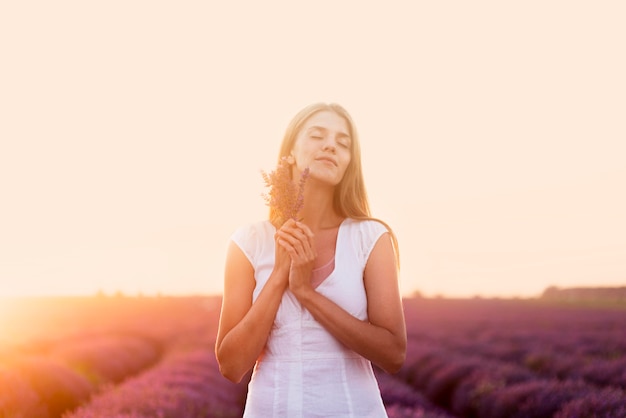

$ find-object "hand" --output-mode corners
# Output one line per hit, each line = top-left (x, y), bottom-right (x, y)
(272, 221), (293, 288)
(275, 220), (316, 295)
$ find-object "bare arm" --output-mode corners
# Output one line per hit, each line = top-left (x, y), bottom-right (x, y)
(215, 231), (291, 383)
(282, 225), (407, 374)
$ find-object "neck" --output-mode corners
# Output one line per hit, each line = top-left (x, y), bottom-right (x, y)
(299, 184), (343, 231)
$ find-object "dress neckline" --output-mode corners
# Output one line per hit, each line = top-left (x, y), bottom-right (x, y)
(269, 218), (349, 289)
(312, 218), (348, 289)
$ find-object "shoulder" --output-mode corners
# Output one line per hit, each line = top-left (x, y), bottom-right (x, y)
(230, 220), (274, 253)
(343, 218), (389, 238)
(342, 218), (390, 264)
(232, 220), (273, 238)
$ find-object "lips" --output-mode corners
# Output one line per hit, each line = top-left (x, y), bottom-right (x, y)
(315, 156), (337, 166)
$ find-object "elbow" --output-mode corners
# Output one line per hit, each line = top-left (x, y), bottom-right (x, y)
(219, 364), (245, 384)
(215, 348), (250, 384)
(384, 350), (406, 375)
(215, 346), (244, 384)
(390, 354), (406, 374)
(381, 339), (406, 375)
(216, 353), (246, 383)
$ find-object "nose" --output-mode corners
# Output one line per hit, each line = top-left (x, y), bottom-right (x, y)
(322, 139), (336, 153)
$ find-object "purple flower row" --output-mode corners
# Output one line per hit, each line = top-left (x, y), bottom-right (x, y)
(65, 345), (248, 418)
(391, 297), (626, 417)
(0, 335), (162, 417)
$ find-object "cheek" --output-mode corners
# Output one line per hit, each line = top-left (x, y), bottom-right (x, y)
(341, 151), (352, 169)
(295, 154), (315, 172)
(339, 157), (352, 178)
(292, 139), (314, 161)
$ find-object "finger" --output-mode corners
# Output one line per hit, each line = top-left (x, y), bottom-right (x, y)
(283, 218), (297, 227)
(277, 225), (314, 261)
(294, 222), (315, 248)
(277, 235), (305, 254)
(275, 230), (301, 248)
(279, 218), (298, 233)
(295, 221), (314, 238)
(278, 237), (309, 265)
(277, 239), (298, 257)
(276, 228), (310, 250)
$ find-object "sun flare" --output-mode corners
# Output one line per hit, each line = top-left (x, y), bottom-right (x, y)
(0, 298), (41, 345)
(0, 298), (17, 342)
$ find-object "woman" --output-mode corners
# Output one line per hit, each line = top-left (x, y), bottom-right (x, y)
(215, 103), (407, 417)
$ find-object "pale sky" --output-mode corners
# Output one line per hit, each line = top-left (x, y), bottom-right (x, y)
(1, 1), (625, 298)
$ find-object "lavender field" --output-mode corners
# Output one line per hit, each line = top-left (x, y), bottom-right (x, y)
(1, 295), (625, 417)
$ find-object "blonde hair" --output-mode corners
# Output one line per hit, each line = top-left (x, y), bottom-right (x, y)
(275, 102), (400, 266)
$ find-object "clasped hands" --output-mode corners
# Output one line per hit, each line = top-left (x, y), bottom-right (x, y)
(274, 219), (317, 295)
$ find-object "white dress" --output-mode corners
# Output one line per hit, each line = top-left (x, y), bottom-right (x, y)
(231, 218), (389, 418)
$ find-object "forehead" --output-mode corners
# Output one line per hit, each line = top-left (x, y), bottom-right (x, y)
(301, 111), (350, 136)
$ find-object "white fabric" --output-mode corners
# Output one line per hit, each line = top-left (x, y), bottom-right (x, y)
(231, 218), (389, 418)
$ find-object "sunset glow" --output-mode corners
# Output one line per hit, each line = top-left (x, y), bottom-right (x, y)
(1, 2), (625, 298)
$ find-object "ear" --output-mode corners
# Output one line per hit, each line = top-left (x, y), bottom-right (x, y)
(286, 154), (295, 165)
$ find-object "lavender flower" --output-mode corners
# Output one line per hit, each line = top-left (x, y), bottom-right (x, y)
(261, 157), (309, 227)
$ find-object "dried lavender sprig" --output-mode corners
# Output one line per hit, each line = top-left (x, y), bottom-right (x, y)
(293, 166), (310, 218)
(261, 157), (309, 227)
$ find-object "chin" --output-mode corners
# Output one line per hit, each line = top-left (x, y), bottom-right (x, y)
(308, 171), (339, 186)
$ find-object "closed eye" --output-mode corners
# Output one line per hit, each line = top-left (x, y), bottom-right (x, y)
(307, 126), (325, 140)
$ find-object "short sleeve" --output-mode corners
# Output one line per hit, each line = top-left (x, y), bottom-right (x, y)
(359, 220), (389, 266)
(230, 222), (259, 266)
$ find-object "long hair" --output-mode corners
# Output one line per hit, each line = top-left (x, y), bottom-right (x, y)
(275, 102), (400, 266)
